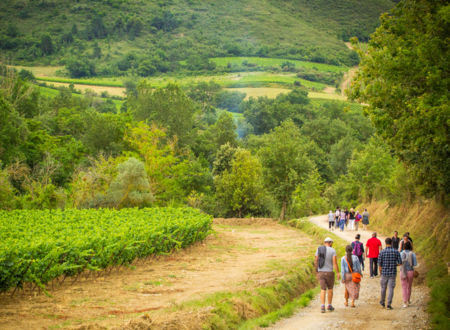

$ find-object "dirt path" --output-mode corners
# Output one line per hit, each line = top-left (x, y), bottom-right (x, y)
(0, 219), (313, 329)
(271, 215), (430, 330)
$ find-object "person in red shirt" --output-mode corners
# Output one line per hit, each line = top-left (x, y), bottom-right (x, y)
(366, 232), (382, 278)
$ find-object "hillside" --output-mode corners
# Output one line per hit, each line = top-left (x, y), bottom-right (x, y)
(0, 0), (395, 75)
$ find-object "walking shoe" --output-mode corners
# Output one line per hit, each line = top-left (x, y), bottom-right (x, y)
(321, 305), (326, 313)
(387, 305), (393, 310)
(380, 302), (385, 308)
(402, 304), (408, 308)
(327, 305), (335, 311)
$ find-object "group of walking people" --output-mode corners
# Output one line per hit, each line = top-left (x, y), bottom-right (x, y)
(315, 229), (417, 313)
(328, 207), (370, 232)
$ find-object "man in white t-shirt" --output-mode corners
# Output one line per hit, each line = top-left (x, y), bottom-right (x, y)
(315, 237), (341, 313)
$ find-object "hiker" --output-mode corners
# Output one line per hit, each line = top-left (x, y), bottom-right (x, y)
(362, 209), (370, 230)
(341, 245), (362, 307)
(366, 232), (382, 278)
(398, 233), (413, 252)
(335, 207), (340, 229)
(315, 237), (340, 313)
(339, 209), (346, 232)
(344, 207), (349, 228)
(379, 237), (402, 309)
(352, 234), (365, 271)
(355, 210), (362, 231)
(348, 208), (356, 231)
(391, 231), (400, 250)
(328, 210), (335, 230)
(400, 241), (417, 307)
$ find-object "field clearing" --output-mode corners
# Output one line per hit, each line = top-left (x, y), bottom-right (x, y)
(225, 87), (290, 99)
(46, 81), (126, 97)
(0, 219), (314, 329)
(211, 57), (348, 73)
(9, 65), (64, 77)
(307, 92), (347, 101)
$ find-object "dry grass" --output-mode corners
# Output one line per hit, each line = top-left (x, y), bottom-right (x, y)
(46, 81), (126, 97)
(307, 92), (347, 100)
(8, 65), (63, 77)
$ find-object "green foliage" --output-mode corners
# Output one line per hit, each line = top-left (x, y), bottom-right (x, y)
(0, 0), (393, 68)
(290, 168), (328, 218)
(211, 112), (238, 148)
(215, 149), (265, 217)
(0, 167), (17, 210)
(350, 0), (450, 196)
(257, 120), (314, 219)
(0, 207), (212, 293)
(215, 90), (246, 113)
(105, 157), (153, 208)
(65, 57), (96, 78)
(128, 83), (196, 145)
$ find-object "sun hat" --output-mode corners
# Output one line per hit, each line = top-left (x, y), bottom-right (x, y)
(324, 237), (333, 243)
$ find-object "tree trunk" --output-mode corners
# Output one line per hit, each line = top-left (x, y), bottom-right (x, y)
(279, 201), (287, 220)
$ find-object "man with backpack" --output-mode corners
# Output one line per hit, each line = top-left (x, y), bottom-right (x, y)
(379, 237), (402, 309)
(352, 234), (365, 271)
(315, 237), (340, 313)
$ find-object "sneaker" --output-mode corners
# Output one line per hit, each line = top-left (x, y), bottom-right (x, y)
(380, 302), (385, 308)
(327, 305), (335, 312)
(403, 304), (408, 308)
(387, 305), (393, 310)
(321, 306), (326, 313)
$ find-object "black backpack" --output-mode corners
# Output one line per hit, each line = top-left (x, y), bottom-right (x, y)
(318, 245), (327, 269)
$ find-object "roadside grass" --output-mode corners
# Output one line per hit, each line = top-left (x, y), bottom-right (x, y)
(211, 57), (348, 73)
(362, 200), (450, 329)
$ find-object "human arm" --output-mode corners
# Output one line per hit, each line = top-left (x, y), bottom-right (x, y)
(333, 255), (341, 280)
(314, 255), (318, 272)
(412, 253), (418, 267)
(340, 257), (345, 282)
(397, 251), (402, 266)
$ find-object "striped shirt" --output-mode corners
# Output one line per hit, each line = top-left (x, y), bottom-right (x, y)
(378, 247), (402, 277)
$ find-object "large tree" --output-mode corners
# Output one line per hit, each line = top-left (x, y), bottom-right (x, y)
(349, 0), (449, 196)
(257, 120), (314, 219)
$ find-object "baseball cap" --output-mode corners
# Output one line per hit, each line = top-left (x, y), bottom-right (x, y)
(324, 237), (333, 243)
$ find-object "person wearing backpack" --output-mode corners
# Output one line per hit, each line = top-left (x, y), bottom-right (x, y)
(362, 209), (370, 230)
(352, 234), (365, 271)
(341, 245), (362, 307)
(379, 237), (402, 309)
(355, 211), (362, 231)
(314, 237), (340, 313)
(400, 241), (417, 307)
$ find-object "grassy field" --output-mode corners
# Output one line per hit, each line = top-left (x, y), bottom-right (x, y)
(212, 57), (348, 72)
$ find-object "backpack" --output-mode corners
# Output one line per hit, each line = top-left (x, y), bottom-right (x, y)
(353, 242), (363, 256)
(318, 246), (327, 269)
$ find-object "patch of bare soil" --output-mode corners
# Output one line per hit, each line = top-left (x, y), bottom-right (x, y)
(0, 220), (312, 329)
(270, 216), (430, 330)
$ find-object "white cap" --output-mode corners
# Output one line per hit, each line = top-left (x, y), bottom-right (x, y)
(324, 237), (333, 243)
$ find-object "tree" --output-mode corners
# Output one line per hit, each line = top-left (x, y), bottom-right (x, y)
(107, 157), (153, 208)
(258, 120), (314, 219)
(40, 34), (53, 55)
(349, 0), (450, 196)
(215, 148), (264, 217)
(211, 112), (237, 148)
(128, 83), (196, 145)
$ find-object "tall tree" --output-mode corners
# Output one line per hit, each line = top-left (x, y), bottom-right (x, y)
(258, 120), (314, 219)
(349, 0), (449, 196)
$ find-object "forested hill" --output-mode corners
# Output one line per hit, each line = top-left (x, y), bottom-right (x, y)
(0, 0), (395, 71)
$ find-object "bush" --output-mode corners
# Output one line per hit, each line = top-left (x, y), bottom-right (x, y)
(65, 57), (96, 77)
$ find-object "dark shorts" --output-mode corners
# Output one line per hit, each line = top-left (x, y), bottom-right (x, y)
(318, 271), (335, 290)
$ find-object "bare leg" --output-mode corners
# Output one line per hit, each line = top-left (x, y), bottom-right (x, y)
(328, 289), (333, 305)
(320, 290), (326, 305)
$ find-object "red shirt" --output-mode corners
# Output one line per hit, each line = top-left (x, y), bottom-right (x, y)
(366, 237), (382, 258)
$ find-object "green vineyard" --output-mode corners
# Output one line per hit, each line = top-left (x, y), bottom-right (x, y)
(0, 208), (212, 293)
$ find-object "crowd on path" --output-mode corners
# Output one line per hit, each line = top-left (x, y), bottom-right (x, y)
(315, 210), (417, 314)
(327, 207), (368, 232)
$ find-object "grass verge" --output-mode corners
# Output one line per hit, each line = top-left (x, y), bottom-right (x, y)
(361, 200), (449, 329)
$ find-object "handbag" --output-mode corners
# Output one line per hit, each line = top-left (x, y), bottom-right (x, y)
(345, 257), (362, 283)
